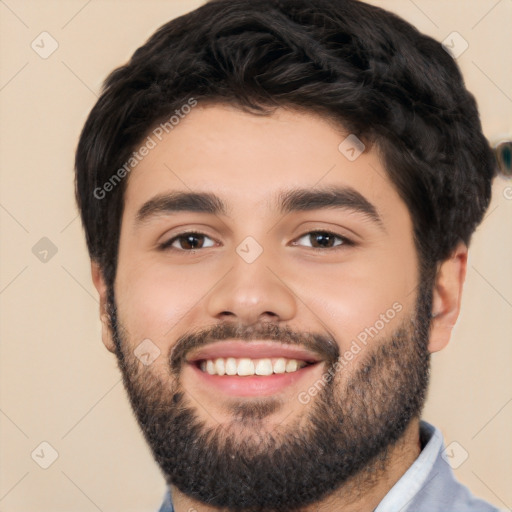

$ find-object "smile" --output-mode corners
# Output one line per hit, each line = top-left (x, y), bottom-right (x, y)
(185, 341), (323, 397)
(198, 357), (313, 376)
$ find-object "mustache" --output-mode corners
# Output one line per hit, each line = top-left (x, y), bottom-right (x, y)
(169, 321), (340, 375)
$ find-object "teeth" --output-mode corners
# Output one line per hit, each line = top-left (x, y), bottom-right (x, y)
(198, 356), (310, 376)
(255, 359), (273, 376)
(285, 359), (298, 372)
(225, 357), (237, 375)
(214, 358), (226, 376)
(237, 358), (255, 376)
(206, 360), (215, 375)
(273, 358), (286, 374)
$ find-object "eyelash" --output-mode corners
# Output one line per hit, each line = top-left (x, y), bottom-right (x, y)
(158, 230), (354, 252)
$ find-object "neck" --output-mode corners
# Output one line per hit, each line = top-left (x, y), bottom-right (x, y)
(170, 418), (422, 512)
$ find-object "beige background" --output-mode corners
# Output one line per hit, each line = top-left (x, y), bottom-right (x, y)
(0, 1), (511, 511)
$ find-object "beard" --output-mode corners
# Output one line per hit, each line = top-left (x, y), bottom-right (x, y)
(106, 278), (433, 512)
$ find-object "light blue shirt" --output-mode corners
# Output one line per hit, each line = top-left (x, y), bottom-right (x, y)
(158, 420), (500, 512)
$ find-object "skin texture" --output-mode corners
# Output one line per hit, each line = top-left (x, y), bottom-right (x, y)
(92, 104), (467, 512)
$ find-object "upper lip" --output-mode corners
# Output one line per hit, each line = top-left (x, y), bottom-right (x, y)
(186, 341), (322, 364)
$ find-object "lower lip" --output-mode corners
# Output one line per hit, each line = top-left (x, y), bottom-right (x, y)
(187, 362), (321, 397)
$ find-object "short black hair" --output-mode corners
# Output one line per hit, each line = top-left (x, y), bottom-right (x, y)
(75, 0), (496, 288)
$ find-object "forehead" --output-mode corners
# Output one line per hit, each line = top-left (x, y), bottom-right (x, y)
(122, 103), (405, 224)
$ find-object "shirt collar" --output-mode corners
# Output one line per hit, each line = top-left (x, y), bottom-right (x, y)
(374, 420), (442, 512)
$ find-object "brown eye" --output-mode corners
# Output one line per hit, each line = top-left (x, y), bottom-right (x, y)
(293, 231), (351, 249)
(161, 232), (215, 251)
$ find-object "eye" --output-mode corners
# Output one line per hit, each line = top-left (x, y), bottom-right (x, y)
(160, 232), (216, 251)
(292, 231), (352, 250)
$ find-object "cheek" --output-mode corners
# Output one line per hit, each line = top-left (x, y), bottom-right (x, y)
(292, 248), (417, 353)
(114, 260), (211, 350)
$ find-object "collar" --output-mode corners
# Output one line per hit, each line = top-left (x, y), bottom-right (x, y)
(375, 420), (442, 512)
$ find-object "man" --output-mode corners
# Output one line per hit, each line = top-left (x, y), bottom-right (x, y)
(74, 0), (500, 510)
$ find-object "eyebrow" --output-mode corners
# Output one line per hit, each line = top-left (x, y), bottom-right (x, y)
(276, 186), (384, 228)
(136, 192), (227, 223)
(135, 186), (384, 230)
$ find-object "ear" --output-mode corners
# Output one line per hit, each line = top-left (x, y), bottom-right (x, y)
(428, 241), (468, 353)
(91, 261), (116, 353)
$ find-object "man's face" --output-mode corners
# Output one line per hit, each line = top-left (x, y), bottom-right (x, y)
(107, 104), (431, 510)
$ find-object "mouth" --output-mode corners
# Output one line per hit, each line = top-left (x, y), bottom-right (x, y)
(194, 356), (316, 376)
(184, 341), (323, 397)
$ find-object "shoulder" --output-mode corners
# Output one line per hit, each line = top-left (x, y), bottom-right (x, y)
(405, 421), (501, 512)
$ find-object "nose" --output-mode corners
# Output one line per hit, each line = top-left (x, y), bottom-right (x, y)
(205, 246), (297, 326)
